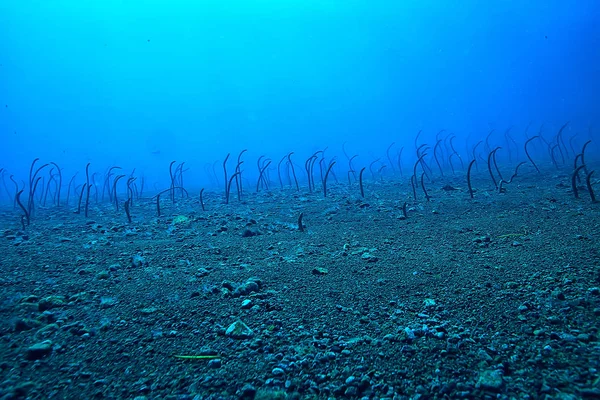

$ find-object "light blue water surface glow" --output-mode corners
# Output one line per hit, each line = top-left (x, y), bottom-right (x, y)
(1, 0), (598, 191)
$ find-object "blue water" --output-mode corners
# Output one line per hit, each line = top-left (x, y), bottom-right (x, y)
(1, 0), (598, 194)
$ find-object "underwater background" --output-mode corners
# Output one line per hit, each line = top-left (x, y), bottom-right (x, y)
(1, 0), (598, 186)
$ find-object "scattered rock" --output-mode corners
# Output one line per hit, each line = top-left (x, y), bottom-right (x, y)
(99, 296), (117, 308)
(423, 298), (436, 308)
(225, 320), (254, 339)
(131, 254), (146, 268)
(172, 215), (190, 225)
(25, 340), (53, 360)
(38, 296), (66, 311)
(361, 252), (378, 262)
(96, 271), (110, 280)
(312, 267), (328, 275)
(476, 369), (503, 391)
(14, 318), (42, 332)
(232, 279), (261, 297)
(473, 235), (491, 247)
(242, 228), (261, 237)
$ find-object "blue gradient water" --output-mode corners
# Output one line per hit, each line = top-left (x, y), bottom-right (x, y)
(1, 0), (598, 192)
